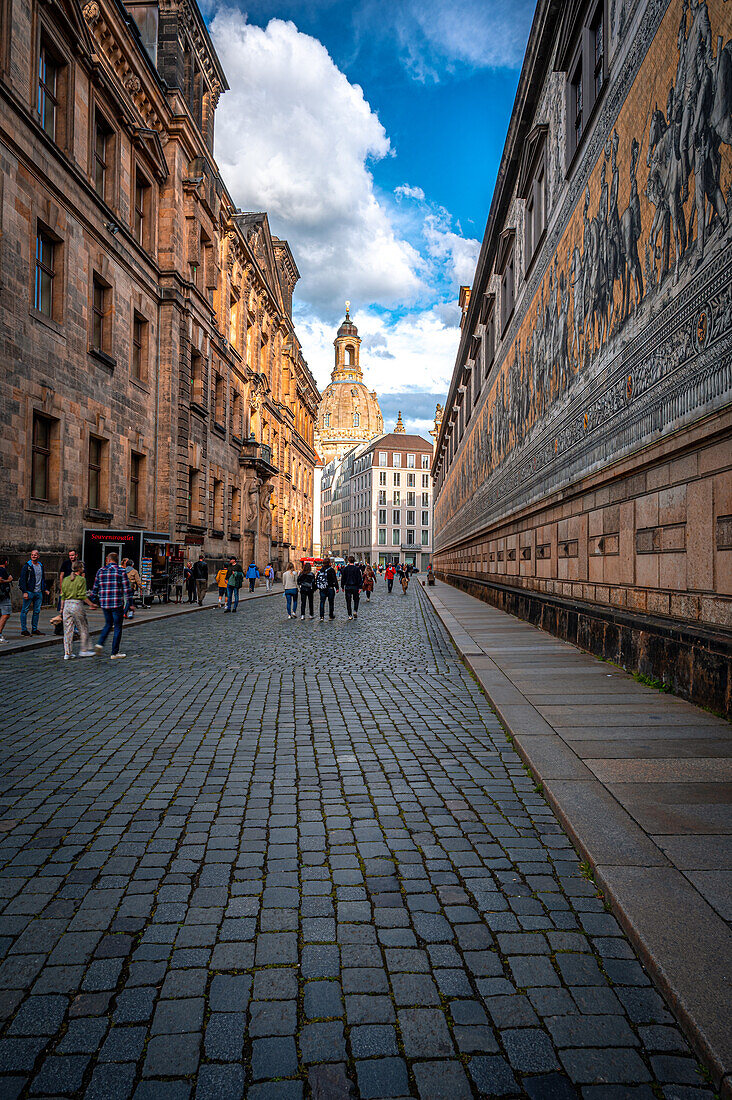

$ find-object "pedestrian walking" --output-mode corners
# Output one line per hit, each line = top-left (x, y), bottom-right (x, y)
(88, 552), (132, 659)
(246, 562), (260, 592)
(316, 557), (339, 621)
(184, 561), (195, 603)
(0, 556), (13, 643)
(297, 562), (316, 619)
(341, 556), (362, 621)
(215, 564), (229, 607)
(19, 549), (50, 636)
(282, 562), (299, 618)
(122, 558), (141, 618)
(385, 562), (396, 594)
(427, 565), (436, 586)
(61, 560), (95, 660)
(362, 563), (375, 601)
(55, 548), (78, 632)
(264, 563), (275, 591)
(399, 564), (410, 595)
(224, 558), (244, 612)
(193, 555), (209, 605)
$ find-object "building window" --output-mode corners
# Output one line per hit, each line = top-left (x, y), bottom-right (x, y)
(38, 39), (60, 139)
(407, 453), (415, 468)
(378, 529), (386, 545)
(378, 508), (387, 524)
(378, 490), (386, 505)
(422, 492), (429, 507)
(87, 436), (105, 510)
(421, 530), (429, 545)
(393, 473), (400, 487)
(407, 492), (416, 506)
(379, 471), (387, 486)
(484, 302), (496, 376)
(93, 113), (113, 200)
(31, 413), (52, 501)
(214, 373), (225, 426)
(421, 510), (430, 526)
(393, 491), (400, 506)
(392, 509), (400, 525)
(134, 170), (151, 248)
(566, 0), (606, 162)
(422, 454), (430, 469)
(232, 390), (242, 437)
(91, 275), (111, 354)
(422, 474), (429, 488)
(406, 473), (415, 488)
(231, 486), (241, 528)
(392, 453), (401, 468)
(324, 413), (330, 428)
(353, 411), (360, 427)
(392, 529), (400, 545)
(34, 227), (56, 317)
(132, 312), (148, 380)
(525, 159), (546, 265)
(407, 510), (415, 526)
(378, 451), (387, 466)
(188, 467), (199, 523)
(500, 245), (515, 333)
(213, 478), (223, 529)
(191, 350), (204, 405)
(406, 529), (415, 545)
(130, 452), (143, 517)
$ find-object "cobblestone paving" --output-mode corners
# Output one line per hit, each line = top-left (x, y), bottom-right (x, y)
(0, 587), (714, 1098)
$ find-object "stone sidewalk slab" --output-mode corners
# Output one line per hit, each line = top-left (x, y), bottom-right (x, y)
(424, 580), (732, 1092)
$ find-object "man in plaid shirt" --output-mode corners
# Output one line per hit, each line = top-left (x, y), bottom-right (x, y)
(88, 552), (132, 659)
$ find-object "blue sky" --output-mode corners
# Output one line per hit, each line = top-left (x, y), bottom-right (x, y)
(208, 0), (533, 433)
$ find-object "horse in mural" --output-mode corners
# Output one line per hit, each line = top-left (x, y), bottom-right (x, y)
(646, 104), (687, 285)
(619, 138), (644, 319)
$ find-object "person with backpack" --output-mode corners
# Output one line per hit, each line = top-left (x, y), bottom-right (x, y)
(297, 562), (316, 620)
(264, 563), (275, 591)
(246, 562), (260, 592)
(340, 556), (363, 621)
(316, 557), (339, 621)
(215, 564), (229, 607)
(225, 558), (244, 612)
(385, 562), (396, 594)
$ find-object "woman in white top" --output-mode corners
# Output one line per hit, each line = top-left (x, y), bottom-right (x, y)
(282, 562), (299, 619)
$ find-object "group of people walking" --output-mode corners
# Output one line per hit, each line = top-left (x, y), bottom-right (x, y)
(281, 556), (395, 622)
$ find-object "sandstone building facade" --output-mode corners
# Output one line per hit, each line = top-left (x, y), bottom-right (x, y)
(433, 0), (732, 713)
(0, 0), (319, 587)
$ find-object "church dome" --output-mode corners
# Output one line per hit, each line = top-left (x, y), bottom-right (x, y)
(316, 305), (384, 464)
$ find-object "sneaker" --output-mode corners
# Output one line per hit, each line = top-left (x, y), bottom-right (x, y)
(223, 609), (230, 613)
(348, 615), (353, 621)
(0, 636), (5, 643)
(110, 652), (126, 660)
(329, 615), (335, 620)
(63, 654), (75, 660)
(20, 630), (30, 637)
(94, 644), (104, 653)
(31, 630), (44, 636)
(353, 613), (358, 619)
(79, 650), (96, 658)
(300, 615), (305, 620)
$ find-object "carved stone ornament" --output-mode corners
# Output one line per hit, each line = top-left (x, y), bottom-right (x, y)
(210, 81), (221, 108)
(82, 1), (101, 24)
(124, 75), (141, 95)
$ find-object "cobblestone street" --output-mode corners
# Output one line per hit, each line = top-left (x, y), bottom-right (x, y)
(0, 586), (714, 1099)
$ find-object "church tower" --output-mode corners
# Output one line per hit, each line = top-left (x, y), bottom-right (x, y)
(315, 304), (384, 466)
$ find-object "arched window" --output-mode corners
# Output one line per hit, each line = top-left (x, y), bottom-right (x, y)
(353, 411), (360, 427)
(324, 413), (330, 428)
(345, 344), (355, 365)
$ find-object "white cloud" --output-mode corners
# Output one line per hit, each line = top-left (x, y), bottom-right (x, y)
(423, 211), (480, 288)
(394, 183), (426, 202)
(382, 0), (535, 82)
(211, 10), (427, 312)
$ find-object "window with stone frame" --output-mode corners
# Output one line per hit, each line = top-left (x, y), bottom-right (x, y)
(129, 452), (144, 518)
(91, 273), (112, 358)
(481, 293), (496, 377)
(93, 109), (115, 204)
(497, 230), (516, 334)
(520, 126), (548, 271)
(191, 350), (204, 406)
(87, 435), (107, 511)
(564, 0), (606, 164)
(38, 34), (67, 146)
(133, 167), (152, 250)
(213, 372), (225, 427)
(212, 478), (224, 531)
(132, 311), (148, 381)
(31, 412), (56, 502)
(231, 485), (241, 529)
(34, 224), (60, 320)
(187, 467), (200, 524)
(232, 389), (242, 438)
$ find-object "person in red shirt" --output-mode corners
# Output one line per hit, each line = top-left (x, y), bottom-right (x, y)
(385, 563), (396, 594)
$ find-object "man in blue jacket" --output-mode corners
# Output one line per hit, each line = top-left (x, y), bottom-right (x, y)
(19, 549), (50, 636)
(246, 562), (260, 593)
